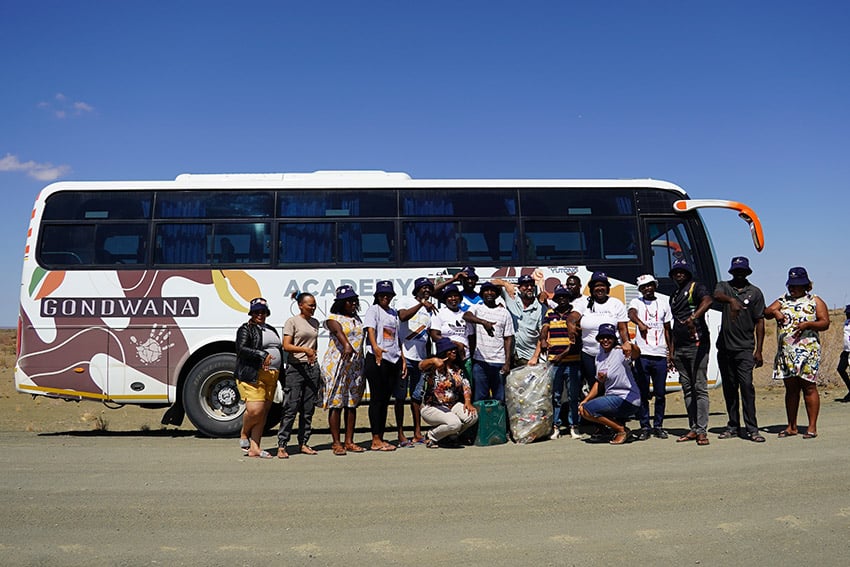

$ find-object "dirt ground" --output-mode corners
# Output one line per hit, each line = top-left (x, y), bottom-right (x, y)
(3, 319), (850, 566)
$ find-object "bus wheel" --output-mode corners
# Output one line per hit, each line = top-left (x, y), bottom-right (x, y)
(182, 353), (243, 438)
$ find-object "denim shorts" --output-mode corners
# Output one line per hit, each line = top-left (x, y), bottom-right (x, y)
(582, 395), (639, 420)
(394, 359), (425, 402)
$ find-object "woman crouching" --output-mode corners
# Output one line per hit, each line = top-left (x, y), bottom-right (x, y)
(420, 337), (478, 448)
(578, 323), (642, 445)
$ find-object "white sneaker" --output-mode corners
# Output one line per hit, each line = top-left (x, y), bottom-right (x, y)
(570, 427), (582, 439)
(550, 427), (561, 440)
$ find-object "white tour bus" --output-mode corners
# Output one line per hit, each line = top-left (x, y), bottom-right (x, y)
(15, 171), (764, 437)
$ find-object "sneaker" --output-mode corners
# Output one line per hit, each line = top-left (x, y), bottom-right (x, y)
(570, 426), (582, 439)
(652, 428), (668, 439)
(550, 427), (561, 440)
(635, 428), (651, 441)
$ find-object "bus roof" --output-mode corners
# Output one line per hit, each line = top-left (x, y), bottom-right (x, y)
(35, 171), (688, 197)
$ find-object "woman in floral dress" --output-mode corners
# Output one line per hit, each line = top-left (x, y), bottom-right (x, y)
(765, 267), (830, 439)
(322, 285), (366, 455)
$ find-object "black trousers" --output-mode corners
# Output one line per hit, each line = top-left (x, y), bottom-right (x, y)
(364, 353), (402, 437)
(277, 362), (320, 447)
(717, 348), (758, 434)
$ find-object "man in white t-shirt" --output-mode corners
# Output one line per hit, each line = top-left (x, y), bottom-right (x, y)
(628, 274), (673, 440)
(463, 281), (515, 402)
(396, 277), (438, 445)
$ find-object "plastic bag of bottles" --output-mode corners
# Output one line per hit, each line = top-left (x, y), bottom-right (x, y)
(505, 363), (553, 444)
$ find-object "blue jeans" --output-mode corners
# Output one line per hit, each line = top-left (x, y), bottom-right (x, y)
(583, 395), (640, 420)
(472, 360), (504, 402)
(549, 363), (582, 427)
(634, 355), (668, 429)
(395, 358), (425, 402)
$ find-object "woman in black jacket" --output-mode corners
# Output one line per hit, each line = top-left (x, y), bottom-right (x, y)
(235, 298), (282, 458)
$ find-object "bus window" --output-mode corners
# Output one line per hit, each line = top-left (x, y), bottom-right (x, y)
(338, 221), (395, 263)
(459, 221), (518, 263)
(155, 224), (212, 264)
(213, 223), (271, 264)
(524, 221), (590, 262)
(403, 221), (457, 262)
(96, 224), (148, 265)
(279, 222), (333, 264)
(519, 188), (635, 217)
(156, 191), (273, 219)
(401, 189), (517, 218)
(278, 190), (395, 218)
(39, 224), (95, 266)
(648, 219), (698, 288)
(42, 191), (152, 220)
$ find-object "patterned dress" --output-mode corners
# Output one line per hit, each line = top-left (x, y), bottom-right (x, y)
(773, 293), (821, 383)
(321, 314), (365, 408)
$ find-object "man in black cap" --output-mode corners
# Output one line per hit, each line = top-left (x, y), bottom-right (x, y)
(838, 305), (850, 402)
(668, 258), (713, 446)
(491, 273), (545, 368)
(713, 256), (766, 442)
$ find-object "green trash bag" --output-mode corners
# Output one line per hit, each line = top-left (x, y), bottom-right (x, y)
(473, 399), (508, 446)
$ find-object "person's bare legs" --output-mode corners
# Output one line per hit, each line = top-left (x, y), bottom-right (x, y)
(328, 408), (343, 450)
(411, 400), (424, 442)
(801, 380), (820, 436)
(783, 377), (801, 435)
(394, 400), (409, 445)
(243, 400), (270, 457)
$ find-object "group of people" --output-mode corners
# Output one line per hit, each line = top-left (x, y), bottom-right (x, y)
(232, 258), (835, 457)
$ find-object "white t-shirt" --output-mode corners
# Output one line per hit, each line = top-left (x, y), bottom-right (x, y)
(430, 306), (471, 350)
(362, 304), (402, 364)
(844, 319), (850, 352)
(469, 303), (515, 364)
(577, 297), (629, 357)
(628, 296), (673, 357)
(398, 296), (434, 361)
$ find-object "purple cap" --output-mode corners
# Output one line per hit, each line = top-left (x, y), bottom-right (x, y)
(552, 284), (571, 297)
(728, 256), (752, 275)
(596, 323), (618, 340)
(374, 280), (396, 296)
(786, 267), (810, 287)
(413, 277), (434, 293)
(517, 274), (535, 285)
(669, 258), (693, 278)
(249, 297), (270, 315)
(334, 285), (358, 300)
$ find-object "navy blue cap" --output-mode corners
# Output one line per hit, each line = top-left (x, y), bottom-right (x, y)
(596, 323), (618, 341)
(669, 258), (693, 278)
(441, 283), (461, 297)
(374, 280), (396, 296)
(334, 285), (358, 300)
(786, 267), (810, 287)
(552, 284), (571, 297)
(517, 274), (535, 285)
(413, 277), (434, 293)
(589, 271), (609, 287)
(435, 337), (458, 356)
(249, 297), (270, 315)
(729, 256), (752, 275)
(460, 266), (478, 279)
(479, 281), (499, 292)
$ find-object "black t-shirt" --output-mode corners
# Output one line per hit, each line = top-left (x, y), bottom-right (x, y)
(669, 279), (711, 347)
(714, 280), (765, 351)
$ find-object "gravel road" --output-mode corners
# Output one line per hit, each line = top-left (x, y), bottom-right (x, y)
(2, 392), (850, 567)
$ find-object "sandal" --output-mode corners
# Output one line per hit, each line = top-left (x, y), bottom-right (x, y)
(248, 450), (274, 459)
(746, 432), (766, 443)
(300, 445), (318, 455)
(331, 444), (347, 456)
(370, 443), (396, 452)
(344, 443), (365, 453)
(609, 429), (630, 445)
(696, 433), (710, 446)
(277, 448), (290, 459)
(717, 429), (737, 440)
(677, 432), (698, 443)
(777, 430), (797, 438)
(802, 432), (818, 439)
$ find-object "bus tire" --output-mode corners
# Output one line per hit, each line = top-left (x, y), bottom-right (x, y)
(182, 353), (243, 438)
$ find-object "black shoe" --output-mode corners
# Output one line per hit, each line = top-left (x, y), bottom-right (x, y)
(717, 429), (738, 440)
(652, 428), (668, 439)
(635, 428), (651, 441)
(842, 393), (850, 403)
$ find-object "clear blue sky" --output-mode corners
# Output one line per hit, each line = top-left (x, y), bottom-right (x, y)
(2, 1), (848, 327)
